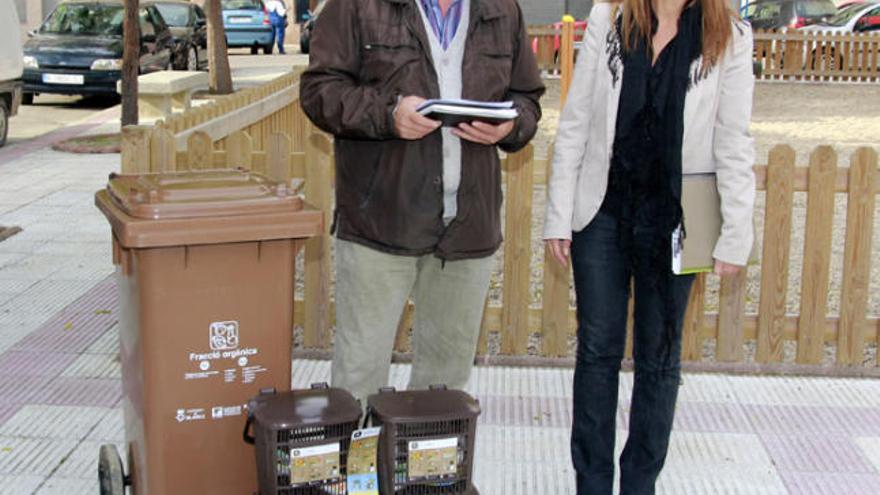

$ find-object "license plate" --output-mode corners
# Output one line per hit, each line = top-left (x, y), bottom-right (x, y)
(228, 16), (251, 24)
(43, 73), (84, 85)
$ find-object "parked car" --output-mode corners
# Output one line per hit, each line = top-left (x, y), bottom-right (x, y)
(797, 2), (880, 69)
(22, 0), (174, 103)
(800, 1), (880, 32)
(151, 0), (208, 71)
(222, 0), (274, 54)
(743, 0), (837, 29)
(530, 19), (588, 59)
(299, 0), (326, 55)
(0, 0), (24, 147)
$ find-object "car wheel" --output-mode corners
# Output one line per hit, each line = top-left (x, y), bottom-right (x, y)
(250, 45), (259, 55)
(263, 43), (273, 55)
(0, 100), (8, 148)
(21, 92), (34, 105)
(186, 46), (198, 71)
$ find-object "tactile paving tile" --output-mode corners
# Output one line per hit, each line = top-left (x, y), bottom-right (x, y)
(676, 372), (738, 403)
(37, 378), (121, 408)
(35, 477), (99, 495)
(0, 376), (53, 404)
(49, 440), (127, 480)
(777, 471), (880, 495)
(83, 328), (118, 355)
(0, 474), (43, 495)
(476, 425), (570, 464)
(657, 464), (787, 494)
(742, 403), (880, 436)
(0, 351), (79, 378)
(671, 400), (755, 434)
(730, 376), (880, 408)
(60, 353), (120, 379)
(1, 279), (101, 317)
(854, 437), (880, 472)
(0, 405), (19, 427)
(0, 436), (78, 476)
(86, 408), (124, 443)
(291, 359), (331, 389)
(760, 434), (876, 473)
(665, 431), (774, 467)
(467, 365), (573, 399)
(0, 406), (113, 440)
(477, 395), (571, 428)
(474, 460), (576, 495)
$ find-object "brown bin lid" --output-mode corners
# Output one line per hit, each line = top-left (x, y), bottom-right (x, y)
(367, 388), (481, 422)
(253, 388), (362, 429)
(95, 169), (323, 249)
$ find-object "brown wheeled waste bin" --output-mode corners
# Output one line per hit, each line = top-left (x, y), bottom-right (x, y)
(94, 169), (322, 495)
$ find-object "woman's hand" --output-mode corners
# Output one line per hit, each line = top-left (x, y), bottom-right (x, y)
(546, 239), (571, 266)
(714, 259), (743, 277)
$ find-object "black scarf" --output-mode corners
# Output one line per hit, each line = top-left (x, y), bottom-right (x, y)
(602, 3), (704, 363)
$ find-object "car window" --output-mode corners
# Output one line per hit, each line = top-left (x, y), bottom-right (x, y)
(797, 0), (836, 17)
(40, 3), (124, 36)
(824, 4), (866, 26)
(754, 2), (782, 20)
(139, 8), (156, 37)
(155, 3), (191, 27)
(221, 0), (263, 10)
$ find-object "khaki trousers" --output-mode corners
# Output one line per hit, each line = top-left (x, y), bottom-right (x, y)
(331, 239), (493, 404)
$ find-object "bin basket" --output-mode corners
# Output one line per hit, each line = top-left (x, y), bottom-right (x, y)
(367, 386), (481, 494)
(245, 384), (362, 494)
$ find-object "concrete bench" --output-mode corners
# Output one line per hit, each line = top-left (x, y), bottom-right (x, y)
(117, 71), (209, 119)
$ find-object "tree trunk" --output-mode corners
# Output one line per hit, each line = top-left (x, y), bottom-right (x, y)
(206, 0), (234, 94)
(121, 0), (140, 126)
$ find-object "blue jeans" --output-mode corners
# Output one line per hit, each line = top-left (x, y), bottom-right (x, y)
(270, 15), (285, 53)
(570, 212), (694, 495)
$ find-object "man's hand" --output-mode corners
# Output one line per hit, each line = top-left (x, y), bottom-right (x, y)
(714, 259), (742, 277)
(453, 120), (515, 145)
(394, 96), (441, 140)
(546, 239), (571, 266)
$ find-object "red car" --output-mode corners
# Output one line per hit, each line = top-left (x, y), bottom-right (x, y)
(531, 19), (588, 63)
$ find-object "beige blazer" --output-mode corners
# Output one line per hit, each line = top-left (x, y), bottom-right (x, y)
(543, 3), (756, 266)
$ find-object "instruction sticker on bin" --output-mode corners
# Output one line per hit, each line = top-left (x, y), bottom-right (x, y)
(347, 427), (381, 495)
(408, 437), (459, 480)
(184, 320), (266, 385)
(290, 442), (341, 485)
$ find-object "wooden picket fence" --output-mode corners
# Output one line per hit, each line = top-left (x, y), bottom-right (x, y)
(120, 59), (880, 373)
(528, 24), (880, 83)
(754, 29), (880, 82)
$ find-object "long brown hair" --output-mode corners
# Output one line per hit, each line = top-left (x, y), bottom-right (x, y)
(615, 0), (737, 70)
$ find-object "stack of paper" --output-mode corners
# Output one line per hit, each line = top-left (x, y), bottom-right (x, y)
(416, 99), (518, 126)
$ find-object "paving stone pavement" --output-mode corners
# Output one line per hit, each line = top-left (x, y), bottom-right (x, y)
(1, 145), (879, 494)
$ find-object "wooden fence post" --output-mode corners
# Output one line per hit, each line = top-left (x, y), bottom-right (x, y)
(560, 16), (575, 104)
(303, 127), (333, 349)
(121, 125), (152, 174)
(681, 273), (707, 361)
(267, 133), (292, 182)
(717, 270), (748, 362)
(797, 146), (837, 364)
(838, 147), (877, 364)
(226, 130), (254, 170)
(149, 127), (177, 173)
(501, 145), (534, 355)
(186, 132), (213, 170)
(756, 145), (796, 363)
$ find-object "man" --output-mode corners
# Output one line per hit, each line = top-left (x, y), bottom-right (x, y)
(300, 0), (544, 403)
(264, 0), (287, 54)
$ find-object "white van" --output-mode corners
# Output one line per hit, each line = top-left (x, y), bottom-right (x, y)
(0, 0), (24, 147)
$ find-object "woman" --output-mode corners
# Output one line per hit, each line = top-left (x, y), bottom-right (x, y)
(543, 0), (755, 493)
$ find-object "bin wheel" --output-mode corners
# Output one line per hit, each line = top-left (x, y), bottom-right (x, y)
(98, 444), (127, 495)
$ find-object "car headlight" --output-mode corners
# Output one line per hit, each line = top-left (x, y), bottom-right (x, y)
(90, 58), (123, 71)
(23, 55), (39, 69)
